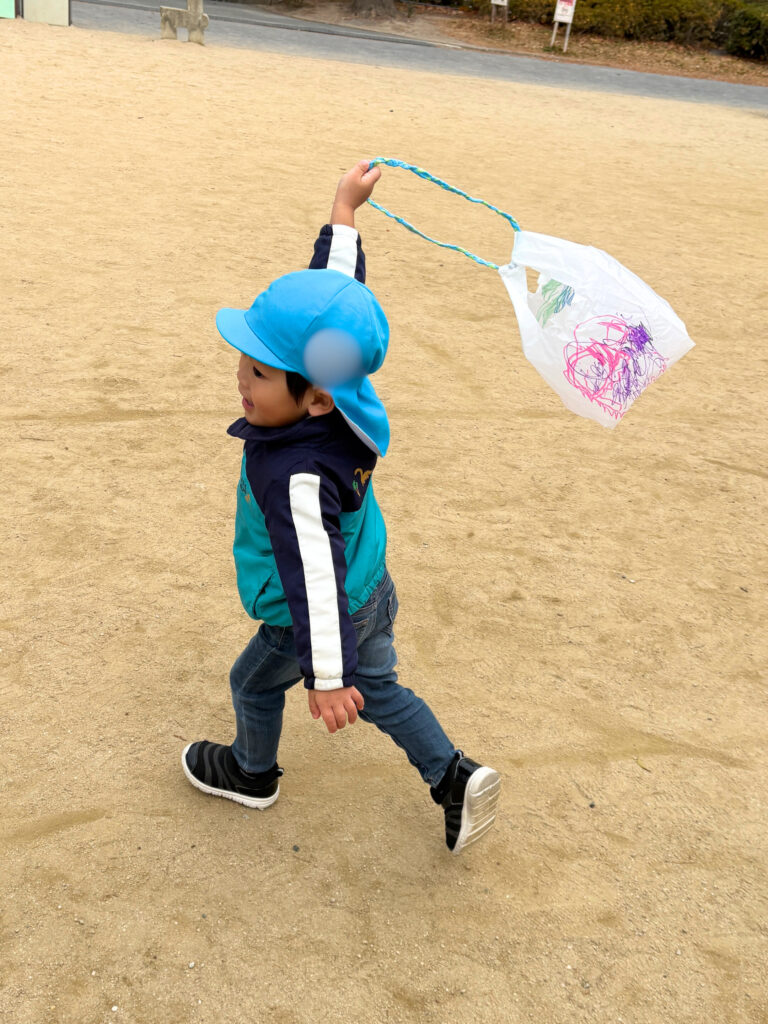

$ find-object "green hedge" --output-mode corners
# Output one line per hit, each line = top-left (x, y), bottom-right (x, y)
(496, 0), (768, 57)
(717, 0), (768, 57)
(581, 0), (721, 43)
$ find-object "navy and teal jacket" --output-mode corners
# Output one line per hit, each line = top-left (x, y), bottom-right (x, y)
(228, 224), (387, 691)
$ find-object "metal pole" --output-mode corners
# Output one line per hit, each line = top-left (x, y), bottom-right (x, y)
(550, 20), (558, 46)
(563, 20), (572, 51)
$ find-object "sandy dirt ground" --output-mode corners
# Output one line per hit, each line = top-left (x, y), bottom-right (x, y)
(1, 17), (767, 1024)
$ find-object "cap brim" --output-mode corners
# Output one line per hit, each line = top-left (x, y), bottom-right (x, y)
(216, 308), (295, 372)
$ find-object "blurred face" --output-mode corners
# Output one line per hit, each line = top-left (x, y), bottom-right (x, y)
(237, 353), (311, 428)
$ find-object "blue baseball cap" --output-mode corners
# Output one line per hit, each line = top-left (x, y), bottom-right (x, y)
(216, 269), (390, 456)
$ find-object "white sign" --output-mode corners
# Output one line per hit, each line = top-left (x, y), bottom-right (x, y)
(554, 0), (575, 23)
(491, 0), (508, 6)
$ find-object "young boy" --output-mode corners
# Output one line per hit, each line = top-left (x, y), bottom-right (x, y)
(182, 160), (500, 854)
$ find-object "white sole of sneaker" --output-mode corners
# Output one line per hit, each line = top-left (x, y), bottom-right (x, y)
(452, 766), (501, 855)
(181, 745), (279, 810)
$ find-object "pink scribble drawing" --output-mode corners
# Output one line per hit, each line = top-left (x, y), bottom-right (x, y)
(563, 315), (668, 420)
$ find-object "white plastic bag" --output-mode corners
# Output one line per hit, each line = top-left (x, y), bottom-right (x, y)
(499, 231), (695, 427)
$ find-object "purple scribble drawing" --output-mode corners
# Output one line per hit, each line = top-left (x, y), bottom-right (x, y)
(563, 315), (668, 420)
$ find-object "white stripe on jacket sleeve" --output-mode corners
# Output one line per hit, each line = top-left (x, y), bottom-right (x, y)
(326, 224), (359, 278)
(288, 472), (345, 690)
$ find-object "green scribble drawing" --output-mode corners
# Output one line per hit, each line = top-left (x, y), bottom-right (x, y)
(536, 280), (575, 326)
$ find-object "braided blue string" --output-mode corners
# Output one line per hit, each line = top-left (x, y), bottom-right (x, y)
(367, 157), (520, 271)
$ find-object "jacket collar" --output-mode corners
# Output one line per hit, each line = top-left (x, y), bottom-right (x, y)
(227, 411), (343, 445)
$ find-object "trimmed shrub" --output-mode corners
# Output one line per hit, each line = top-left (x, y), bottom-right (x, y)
(505, 0), (555, 22)
(501, 0), (767, 54)
(587, 0), (721, 42)
(717, 0), (768, 57)
(507, 0), (721, 40)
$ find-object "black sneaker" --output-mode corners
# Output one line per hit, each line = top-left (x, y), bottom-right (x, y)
(182, 741), (282, 810)
(431, 751), (500, 854)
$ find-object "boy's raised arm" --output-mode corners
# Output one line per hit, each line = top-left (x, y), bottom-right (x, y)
(329, 159), (381, 228)
(309, 160), (381, 283)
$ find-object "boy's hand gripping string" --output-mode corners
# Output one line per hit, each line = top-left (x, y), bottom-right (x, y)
(366, 157), (521, 271)
(331, 159), (382, 228)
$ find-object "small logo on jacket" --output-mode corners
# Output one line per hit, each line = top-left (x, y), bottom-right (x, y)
(352, 468), (372, 495)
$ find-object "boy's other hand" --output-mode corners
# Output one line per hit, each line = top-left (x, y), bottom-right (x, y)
(308, 686), (365, 733)
(330, 160), (381, 227)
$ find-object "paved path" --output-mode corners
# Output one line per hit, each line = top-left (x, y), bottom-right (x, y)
(73, 0), (768, 109)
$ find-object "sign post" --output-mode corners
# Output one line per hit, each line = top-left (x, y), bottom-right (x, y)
(550, 0), (576, 51)
(490, 0), (508, 26)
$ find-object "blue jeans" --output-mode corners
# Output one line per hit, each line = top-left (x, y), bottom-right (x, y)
(229, 570), (456, 787)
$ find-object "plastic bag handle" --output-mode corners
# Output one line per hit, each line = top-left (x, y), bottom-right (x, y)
(367, 158), (521, 271)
